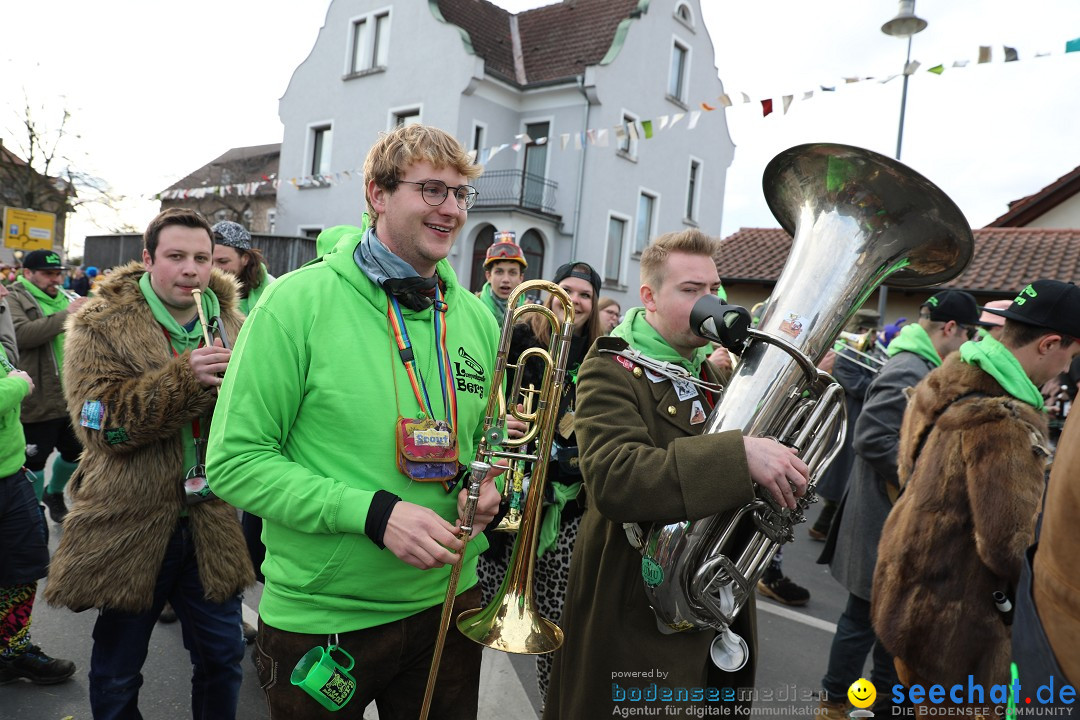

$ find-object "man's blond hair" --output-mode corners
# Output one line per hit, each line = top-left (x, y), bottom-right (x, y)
(363, 124), (482, 226)
(639, 229), (718, 290)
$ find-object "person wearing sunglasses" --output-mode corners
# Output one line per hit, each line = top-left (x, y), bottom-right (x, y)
(477, 233), (527, 321)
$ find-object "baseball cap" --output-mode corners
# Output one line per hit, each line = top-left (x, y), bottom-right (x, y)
(921, 290), (981, 326)
(211, 221), (252, 250)
(484, 232), (527, 269)
(553, 261), (601, 295)
(22, 250), (66, 271)
(981, 280), (1080, 338)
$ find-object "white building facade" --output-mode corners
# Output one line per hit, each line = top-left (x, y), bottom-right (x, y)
(276, 0), (734, 305)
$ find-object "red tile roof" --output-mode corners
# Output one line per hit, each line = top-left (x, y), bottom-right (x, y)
(435, 0), (642, 87)
(986, 164), (1080, 227)
(717, 227), (1080, 296)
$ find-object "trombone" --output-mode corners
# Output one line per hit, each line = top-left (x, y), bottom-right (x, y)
(834, 330), (886, 374)
(420, 280), (574, 719)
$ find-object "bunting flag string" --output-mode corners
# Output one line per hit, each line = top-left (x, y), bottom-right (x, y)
(152, 37), (1080, 201)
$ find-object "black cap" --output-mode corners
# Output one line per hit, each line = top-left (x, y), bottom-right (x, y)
(921, 290), (980, 326)
(553, 261), (601, 296)
(982, 280), (1080, 338)
(22, 249), (66, 270)
(211, 221), (252, 250)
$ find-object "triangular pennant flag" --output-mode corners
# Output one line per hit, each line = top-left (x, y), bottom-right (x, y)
(641, 120), (654, 139)
(821, 85), (835, 92)
(1067, 37), (1080, 53)
(479, 148), (491, 165)
(844, 76), (859, 84)
(687, 111), (701, 130)
(627, 123), (639, 141)
(596, 128), (609, 147)
(466, 149), (477, 163)
(701, 102), (716, 111)
(718, 94), (733, 108)
(536, 137), (548, 145)
(573, 134), (582, 150)
(586, 129), (597, 145)
(903, 61), (920, 75)
(761, 99), (773, 117)
(978, 46), (992, 63)
(669, 113), (685, 127)
(953, 60), (969, 67)
(879, 74), (900, 84)
(489, 143), (508, 160)
(658, 115), (669, 130)
(516, 133), (533, 144)
(927, 64), (944, 75)
(1035, 51), (1051, 58)
(560, 134), (570, 150)
(614, 124), (627, 142)
(802, 91), (813, 101)
(740, 92), (750, 103)
(782, 95), (793, 114)
(511, 143), (522, 152)
(1004, 46), (1018, 62)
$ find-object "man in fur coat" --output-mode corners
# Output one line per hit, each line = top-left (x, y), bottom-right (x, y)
(44, 208), (254, 719)
(873, 280), (1080, 703)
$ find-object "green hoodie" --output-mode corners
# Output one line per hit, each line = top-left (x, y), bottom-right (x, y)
(1, 373), (31, 477)
(207, 236), (500, 633)
(239, 263), (275, 316)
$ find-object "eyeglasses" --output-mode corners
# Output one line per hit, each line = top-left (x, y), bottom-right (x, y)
(958, 324), (979, 341)
(396, 179), (478, 211)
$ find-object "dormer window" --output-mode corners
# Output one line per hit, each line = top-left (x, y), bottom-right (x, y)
(675, 3), (695, 29)
(349, 10), (390, 75)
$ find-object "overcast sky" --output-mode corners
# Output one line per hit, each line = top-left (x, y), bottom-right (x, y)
(2, 0), (1078, 255)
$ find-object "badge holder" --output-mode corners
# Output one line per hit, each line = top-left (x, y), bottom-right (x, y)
(291, 634), (357, 712)
(184, 437), (215, 505)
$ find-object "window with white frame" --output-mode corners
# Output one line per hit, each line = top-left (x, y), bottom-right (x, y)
(392, 108), (421, 128)
(674, 2), (694, 28)
(472, 123), (486, 163)
(634, 191), (658, 255)
(310, 125), (333, 176)
(668, 40), (689, 103)
(617, 112), (639, 159)
(605, 215), (628, 285)
(686, 159), (701, 221)
(350, 11), (390, 74)
(266, 209), (277, 235)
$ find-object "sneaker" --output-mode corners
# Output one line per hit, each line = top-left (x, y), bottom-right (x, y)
(158, 602), (177, 623)
(42, 491), (69, 523)
(757, 574), (811, 606)
(818, 697), (850, 720)
(242, 621), (257, 645)
(808, 526), (828, 541)
(0, 645), (76, 685)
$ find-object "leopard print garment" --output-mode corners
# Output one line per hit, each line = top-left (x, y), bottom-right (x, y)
(477, 513), (582, 704)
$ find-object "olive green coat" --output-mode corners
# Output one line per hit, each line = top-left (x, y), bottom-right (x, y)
(544, 337), (758, 719)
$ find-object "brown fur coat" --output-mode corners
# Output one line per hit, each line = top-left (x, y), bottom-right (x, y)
(44, 262), (254, 613)
(872, 353), (1049, 687)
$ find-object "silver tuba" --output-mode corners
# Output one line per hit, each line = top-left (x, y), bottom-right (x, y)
(639, 143), (974, 671)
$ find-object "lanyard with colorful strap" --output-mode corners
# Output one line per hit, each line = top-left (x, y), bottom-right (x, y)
(386, 288), (458, 433)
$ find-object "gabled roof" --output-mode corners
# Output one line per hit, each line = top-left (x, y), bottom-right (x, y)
(717, 227), (1080, 296)
(986, 164), (1080, 227)
(161, 143), (280, 195)
(434, 0), (643, 87)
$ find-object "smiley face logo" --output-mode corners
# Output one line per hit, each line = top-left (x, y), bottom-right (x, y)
(848, 677), (876, 709)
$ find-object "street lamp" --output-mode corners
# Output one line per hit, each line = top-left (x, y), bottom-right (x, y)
(878, 0), (928, 319)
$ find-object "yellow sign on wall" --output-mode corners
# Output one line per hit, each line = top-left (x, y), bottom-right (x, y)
(3, 207), (56, 251)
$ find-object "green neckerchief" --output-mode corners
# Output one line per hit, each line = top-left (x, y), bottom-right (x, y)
(17, 275), (70, 379)
(138, 272), (219, 354)
(478, 282), (507, 322)
(239, 264), (270, 316)
(538, 481), (582, 557)
(886, 322), (942, 367)
(610, 306), (708, 374)
(959, 334), (1045, 411)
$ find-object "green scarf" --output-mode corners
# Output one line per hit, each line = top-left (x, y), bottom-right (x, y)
(479, 282), (513, 323)
(887, 323), (942, 367)
(610, 307), (708, 374)
(538, 481), (582, 557)
(139, 272), (221, 499)
(17, 275), (70, 379)
(239, 263), (270, 316)
(138, 272), (220, 354)
(959, 334), (1045, 411)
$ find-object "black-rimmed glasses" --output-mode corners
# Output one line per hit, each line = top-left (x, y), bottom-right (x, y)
(397, 179), (478, 211)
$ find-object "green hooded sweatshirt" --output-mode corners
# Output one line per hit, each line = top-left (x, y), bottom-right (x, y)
(1, 373), (31, 477)
(207, 236), (500, 633)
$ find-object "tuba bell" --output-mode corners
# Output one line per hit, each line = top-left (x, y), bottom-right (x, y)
(638, 143), (974, 671)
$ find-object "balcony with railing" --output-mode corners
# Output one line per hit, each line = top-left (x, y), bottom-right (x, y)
(472, 169), (558, 216)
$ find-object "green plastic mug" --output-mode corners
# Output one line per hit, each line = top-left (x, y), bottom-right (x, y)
(290, 644), (357, 712)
